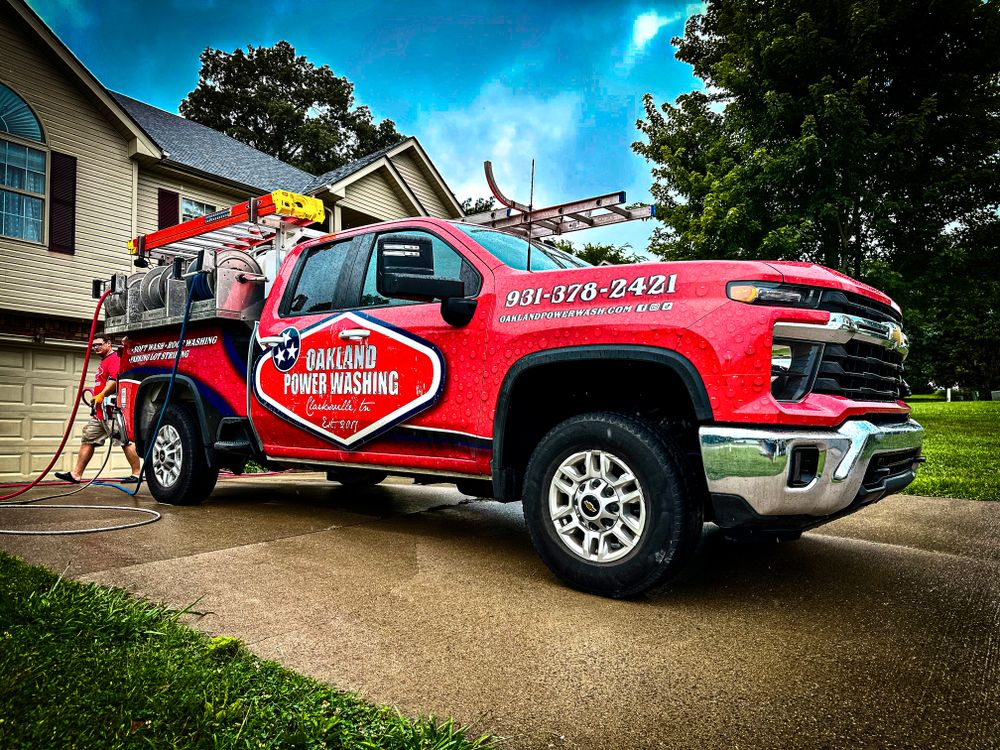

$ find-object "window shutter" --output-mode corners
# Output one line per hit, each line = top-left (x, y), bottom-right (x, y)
(158, 189), (179, 229)
(48, 151), (77, 254)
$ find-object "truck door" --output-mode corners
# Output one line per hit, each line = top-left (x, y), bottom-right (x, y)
(250, 226), (491, 473)
(249, 235), (361, 459)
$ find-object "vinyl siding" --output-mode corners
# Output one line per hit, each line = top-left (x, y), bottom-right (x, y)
(339, 169), (412, 220)
(0, 4), (135, 320)
(135, 170), (249, 236)
(391, 151), (450, 218)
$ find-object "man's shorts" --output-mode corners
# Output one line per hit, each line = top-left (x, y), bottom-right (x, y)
(81, 417), (121, 447)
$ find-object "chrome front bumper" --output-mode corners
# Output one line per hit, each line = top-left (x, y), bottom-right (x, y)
(699, 419), (924, 519)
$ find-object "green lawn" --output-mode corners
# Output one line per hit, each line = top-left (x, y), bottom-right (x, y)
(0, 553), (492, 750)
(904, 401), (1000, 501)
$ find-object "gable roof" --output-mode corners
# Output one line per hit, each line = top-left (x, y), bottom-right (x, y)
(110, 96), (462, 218)
(303, 141), (402, 192)
(3, 0), (160, 158)
(307, 137), (464, 217)
(112, 92), (315, 194)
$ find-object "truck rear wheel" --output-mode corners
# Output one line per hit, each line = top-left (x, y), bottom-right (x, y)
(522, 412), (703, 598)
(145, 404), (218, 505)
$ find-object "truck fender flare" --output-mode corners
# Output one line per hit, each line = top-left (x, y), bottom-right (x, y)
(492, 344), (713, 469)
(133, 374), (215, 465)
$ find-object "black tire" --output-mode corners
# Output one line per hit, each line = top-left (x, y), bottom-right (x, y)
(326, 468), (387, 488)
(522, 412), (704, 598)
(144, 404), (218, 505)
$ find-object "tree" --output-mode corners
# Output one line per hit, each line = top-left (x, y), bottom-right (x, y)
(551, 239), (644, 266)
(635, 0), (1000, 270)
(903, 225), (1000, 394)
(461, 197), (497, 215)
(634, 0), (1000, 391)
(181, 42), (403, 175)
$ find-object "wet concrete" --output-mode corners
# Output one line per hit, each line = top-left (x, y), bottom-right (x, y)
(2, 475), (998, 750)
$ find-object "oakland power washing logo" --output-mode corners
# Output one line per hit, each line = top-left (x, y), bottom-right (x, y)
(253, 312), (444, 449)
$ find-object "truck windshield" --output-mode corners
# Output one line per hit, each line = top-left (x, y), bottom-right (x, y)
(453, 224), (591, 271)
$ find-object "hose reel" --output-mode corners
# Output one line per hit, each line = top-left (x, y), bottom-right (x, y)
(138, 266), (172, 310)
(106, 272), (144, 317)
(187, 250), (263, 303)
(104, 248), (266, 326)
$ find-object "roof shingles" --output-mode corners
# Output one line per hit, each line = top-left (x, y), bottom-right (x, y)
(302, 141), (403, 192)
(110, 95), (439, 214)
(112, 93), (316, 193)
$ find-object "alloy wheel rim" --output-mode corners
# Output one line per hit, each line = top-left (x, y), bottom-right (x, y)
(547, 449), (647, 563)
(153, 424), (183, 488)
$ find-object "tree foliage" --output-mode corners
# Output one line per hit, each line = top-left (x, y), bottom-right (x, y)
(550, 240), (644, 266)
(634, 0), (1000, 391)
(461, 197), (497, 215)
(180, 41), (403, 175)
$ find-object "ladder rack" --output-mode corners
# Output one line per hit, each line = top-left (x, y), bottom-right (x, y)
(128, 190), (326, 265)
(463, 161), (654, 239)
(464, 192), (654, 239)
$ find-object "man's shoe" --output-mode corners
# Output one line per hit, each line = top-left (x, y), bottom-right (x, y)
(54, 471), (80, 483)
(117, 475), (140, 484)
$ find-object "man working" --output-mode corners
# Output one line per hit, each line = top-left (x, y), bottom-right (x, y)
(55, 335), (141, 484)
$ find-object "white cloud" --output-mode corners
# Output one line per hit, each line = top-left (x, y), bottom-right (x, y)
(633, 11), (671, 49)
(415, 81), (583, 209)
(618, 10), (682, 72)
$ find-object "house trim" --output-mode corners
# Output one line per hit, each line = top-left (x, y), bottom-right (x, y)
(5, 0), (162, 160)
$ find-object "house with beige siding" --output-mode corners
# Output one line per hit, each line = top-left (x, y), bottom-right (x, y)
(0, 0), (463, 481)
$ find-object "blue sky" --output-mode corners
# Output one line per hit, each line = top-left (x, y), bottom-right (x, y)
(28, 0), (705, 252)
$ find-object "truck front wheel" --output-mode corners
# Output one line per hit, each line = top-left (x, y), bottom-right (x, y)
(522, 412), (703, 598)
(145, 404), (218, 505)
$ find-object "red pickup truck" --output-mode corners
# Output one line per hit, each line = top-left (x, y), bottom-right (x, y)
(105, 192), (924, 597)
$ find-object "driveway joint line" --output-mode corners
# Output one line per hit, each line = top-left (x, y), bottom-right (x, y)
(83, 497), (491, 578)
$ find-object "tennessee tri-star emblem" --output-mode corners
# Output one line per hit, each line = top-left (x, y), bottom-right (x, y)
(252, 312), (444, 448)
(272, 327), (301, 372)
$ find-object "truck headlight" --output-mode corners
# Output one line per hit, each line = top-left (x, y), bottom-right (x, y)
(771, 340), (823, 402)
(728, 281), (823, 308)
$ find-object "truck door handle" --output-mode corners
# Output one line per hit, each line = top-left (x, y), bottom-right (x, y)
(339, 329), (370, 341)
(258, 336), (283, 346)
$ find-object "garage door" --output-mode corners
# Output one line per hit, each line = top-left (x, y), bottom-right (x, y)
(0, 342), (132, 482)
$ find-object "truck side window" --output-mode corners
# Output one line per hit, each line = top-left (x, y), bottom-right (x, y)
(285, 239), (353, 315)
(359, 230), (481, 308)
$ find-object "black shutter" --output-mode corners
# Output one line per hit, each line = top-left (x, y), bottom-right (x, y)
(48, 151), (76, 254)
(158, 189), (179, 229)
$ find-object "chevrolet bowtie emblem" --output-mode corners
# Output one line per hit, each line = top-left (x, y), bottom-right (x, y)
(887, 324), (909, 358)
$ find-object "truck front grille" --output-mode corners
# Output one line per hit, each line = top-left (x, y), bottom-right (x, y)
(862, 448), (921, 489)
(818, 289), (901, 325)
(812, 340), (905, 402)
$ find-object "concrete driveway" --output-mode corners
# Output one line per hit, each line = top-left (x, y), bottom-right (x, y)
(2, 474), (998, 750)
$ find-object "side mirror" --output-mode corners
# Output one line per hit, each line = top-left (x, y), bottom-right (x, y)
(381, 272), (465, 301)
(376, 234), (478, 326)
(377, 235), (434, 284)
(441, 297), (477, 327)
(378, 234), (448, 301)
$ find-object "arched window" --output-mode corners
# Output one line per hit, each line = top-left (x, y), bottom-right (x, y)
(1, 82), (46, 243)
